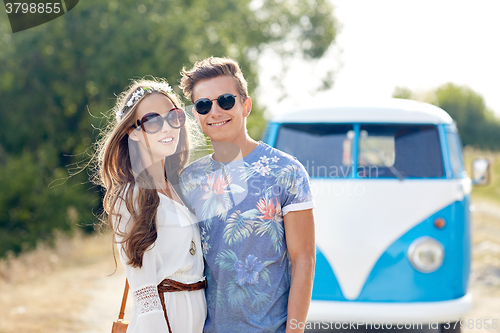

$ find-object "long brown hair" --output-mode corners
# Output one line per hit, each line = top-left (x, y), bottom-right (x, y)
(93, 78), (197, 268)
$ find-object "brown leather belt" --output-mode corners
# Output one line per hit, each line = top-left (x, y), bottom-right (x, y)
(157, 278), (206, 333)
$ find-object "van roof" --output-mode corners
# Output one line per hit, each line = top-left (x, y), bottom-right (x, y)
(270, 98), (454, 124)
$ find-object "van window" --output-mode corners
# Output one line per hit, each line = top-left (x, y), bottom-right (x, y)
(275, 124), (353, 178)
(358, 125), (444, 178)
(359, 130), (395, 167)
(446, 129), (466, 178)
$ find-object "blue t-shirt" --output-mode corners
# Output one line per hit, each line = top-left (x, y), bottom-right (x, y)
(180, 141), (314, 333)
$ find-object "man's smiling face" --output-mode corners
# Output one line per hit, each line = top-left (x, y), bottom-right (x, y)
(192, 75), (251, 145)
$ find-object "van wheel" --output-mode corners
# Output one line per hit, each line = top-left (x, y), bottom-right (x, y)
(440, 321), (461, 333)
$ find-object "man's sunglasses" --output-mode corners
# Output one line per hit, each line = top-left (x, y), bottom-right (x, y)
(132, 108), (186, 134)
(193, 93), (247, 115)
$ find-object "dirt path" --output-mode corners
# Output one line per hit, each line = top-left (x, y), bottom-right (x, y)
(0, 233), (127, 333)
(78, 265), (129, 333)
(462, 200), (500, 333)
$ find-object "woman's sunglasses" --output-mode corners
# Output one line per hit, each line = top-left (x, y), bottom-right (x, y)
(132, 108), (186, 134)
(193, 93), (247, 115)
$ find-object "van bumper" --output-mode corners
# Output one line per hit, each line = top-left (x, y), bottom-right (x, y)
(307, 293), (472, 323)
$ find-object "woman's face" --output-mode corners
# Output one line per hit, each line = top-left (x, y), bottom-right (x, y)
(128, 93), (182, 162)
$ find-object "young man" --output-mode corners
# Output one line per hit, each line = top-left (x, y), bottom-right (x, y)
(179, 57), (315, 333)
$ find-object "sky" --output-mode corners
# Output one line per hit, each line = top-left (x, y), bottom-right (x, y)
(257, 0), (500, 118)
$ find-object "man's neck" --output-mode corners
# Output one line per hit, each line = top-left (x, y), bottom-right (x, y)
(212, 137), (258, 163)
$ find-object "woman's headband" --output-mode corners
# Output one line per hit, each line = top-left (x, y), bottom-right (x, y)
(115, 82), (173, 122)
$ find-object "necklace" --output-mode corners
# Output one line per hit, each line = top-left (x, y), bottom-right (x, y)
(153, 174), (197, 256)
(169, 192), (197, 257)
(170, 196), (197, 257)
(189, 240), (197, 255)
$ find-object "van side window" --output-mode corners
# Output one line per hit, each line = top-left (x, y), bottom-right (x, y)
(275, 124), (353, 178)
(446, 129), (466, 178)
(358, 125), (444, 178)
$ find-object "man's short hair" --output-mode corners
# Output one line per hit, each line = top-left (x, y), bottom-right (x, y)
(180, 56), (248, 103)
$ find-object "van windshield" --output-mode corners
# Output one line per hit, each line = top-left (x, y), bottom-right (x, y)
(275, 124), (444, 179)
(358, 124), (444, 178)
(275, 124), (353, 178)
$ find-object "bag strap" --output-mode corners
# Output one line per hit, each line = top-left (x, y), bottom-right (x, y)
(118, 279), (129, 320)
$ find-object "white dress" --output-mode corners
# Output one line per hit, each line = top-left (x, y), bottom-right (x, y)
(114, 186), (206, 333)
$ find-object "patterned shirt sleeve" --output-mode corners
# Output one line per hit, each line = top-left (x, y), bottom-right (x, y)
(280, 157), (315, 215)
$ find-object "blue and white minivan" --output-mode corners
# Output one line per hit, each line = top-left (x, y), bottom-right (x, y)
(262, 99), (489, 331)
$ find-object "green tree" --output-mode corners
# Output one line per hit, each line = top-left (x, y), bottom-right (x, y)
(393, 83), (500, 150)
(392, 86), (412, 100)
(0, 0), (338, 257)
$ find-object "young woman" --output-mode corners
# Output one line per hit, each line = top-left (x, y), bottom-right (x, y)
(94, 79), (206, 333)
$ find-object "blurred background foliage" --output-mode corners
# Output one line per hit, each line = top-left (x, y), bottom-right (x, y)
(393, 83), (500, 150)
(0, 0), (338, 257)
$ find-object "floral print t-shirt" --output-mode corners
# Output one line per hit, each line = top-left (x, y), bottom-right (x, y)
(180, 141), (314, 333)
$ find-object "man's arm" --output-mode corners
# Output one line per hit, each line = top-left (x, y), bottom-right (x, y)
(284, 208), (315, 333)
